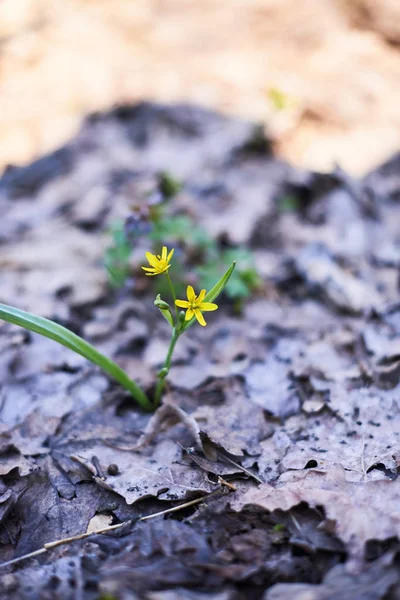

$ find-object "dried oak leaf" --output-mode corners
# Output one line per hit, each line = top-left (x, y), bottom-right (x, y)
(257, 376), (400, 484)
(12, 470), (121, 560)
(231, 467), (400, 563)
(271, 411), (399, 484)
(192, 378), (272, 458)
(67, 438), (214, 504)
(1, 371), (108, 428)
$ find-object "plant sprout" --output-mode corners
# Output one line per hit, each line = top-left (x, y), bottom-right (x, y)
(0, 248), (235, 411)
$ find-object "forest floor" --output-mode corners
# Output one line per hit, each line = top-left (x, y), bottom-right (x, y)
(0, 103), (400, 599)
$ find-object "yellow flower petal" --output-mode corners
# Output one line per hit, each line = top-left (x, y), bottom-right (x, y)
(142, 266), (157, 272)
(175, 299), (190, 308)
(197, 289), (206, 303)
(194, 309), (206, 326)
(145, 252), (159, 268)
(187, 285), (196, 303)
(167, 248), (174, 262)
(185, 308), (194, 321)
(142, 247), (174, 276)
(198, 302), (218, 312)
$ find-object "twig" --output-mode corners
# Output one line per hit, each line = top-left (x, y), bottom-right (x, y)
(140, 487), (223, 520)
(0, 486), (228, 570)
(218, 453), (264, 484)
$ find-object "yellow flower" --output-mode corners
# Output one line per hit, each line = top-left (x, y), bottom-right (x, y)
(175, 285), (218, 326)
(142, 246), (174, 276)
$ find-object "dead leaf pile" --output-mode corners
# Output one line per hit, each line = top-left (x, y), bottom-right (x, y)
(0, 103), (400, 598)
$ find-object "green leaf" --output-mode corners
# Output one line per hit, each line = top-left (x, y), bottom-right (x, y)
(277, 194), (299, 213)
(204, 261), (236, 303)
(0, 303), (152, 411)
(151, 215), (215, 252)
(103, 220), (132, 289)
(181, 262), (236, 332)
(151, 216), (192, 243)
(159, 171), (182, 198)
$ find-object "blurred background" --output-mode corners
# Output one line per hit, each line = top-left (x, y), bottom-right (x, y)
(1, 0), (400, 175)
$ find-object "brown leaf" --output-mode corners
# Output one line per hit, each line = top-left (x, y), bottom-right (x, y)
(67, 439), (214, 505)
(232, 467), (400, 563)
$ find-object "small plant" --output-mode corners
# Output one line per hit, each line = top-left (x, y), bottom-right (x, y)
(158, 171), (182, 199)
(108, 194), (261, 307)
(0, 248), (234, 411)
(276, 194), (299, 213)
(142, 246), (231, 405)
(150, 216), (260, 307)
(104, 221), (132, 288)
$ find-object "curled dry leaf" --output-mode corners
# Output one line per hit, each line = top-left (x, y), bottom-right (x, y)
(232, 467), (400, 564)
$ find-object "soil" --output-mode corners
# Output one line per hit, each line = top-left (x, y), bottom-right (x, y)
(0, 102), (400, 599)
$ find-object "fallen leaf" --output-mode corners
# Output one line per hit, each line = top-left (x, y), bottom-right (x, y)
(232, 467), (400, 563)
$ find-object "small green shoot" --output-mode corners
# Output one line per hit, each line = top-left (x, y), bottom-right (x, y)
(150, 214), (213, 251)
(159, 171), (182, 199)
(104, 221), (132, 288)
(277, 194), (299, 213)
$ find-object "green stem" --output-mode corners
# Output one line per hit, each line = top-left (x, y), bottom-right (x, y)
(154, 327), (180, 406)
(165, 271), (178, 321)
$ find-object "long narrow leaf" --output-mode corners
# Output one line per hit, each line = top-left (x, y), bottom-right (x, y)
(203, 261), (236, 303)
(0, 303), (152, 411)
(181, 261), (236, 331)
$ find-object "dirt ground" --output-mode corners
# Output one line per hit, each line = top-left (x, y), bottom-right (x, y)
(1, 0), (400, 175)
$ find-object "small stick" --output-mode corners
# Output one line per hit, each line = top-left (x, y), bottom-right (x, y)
(219, 454), (264, 484)
(217, 476), (237, 492)
(140, 487), (223, 521)
(0, 487), (228, 570)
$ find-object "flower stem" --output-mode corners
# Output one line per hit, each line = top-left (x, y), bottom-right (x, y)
(154, 326), (180, 406)
(165, 271), (178, 321)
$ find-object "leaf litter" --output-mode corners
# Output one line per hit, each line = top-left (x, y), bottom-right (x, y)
(0, 102), (400, 597)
